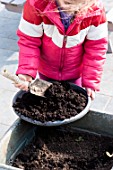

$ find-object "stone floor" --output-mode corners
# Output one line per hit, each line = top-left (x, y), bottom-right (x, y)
(0, 1), (113, 140)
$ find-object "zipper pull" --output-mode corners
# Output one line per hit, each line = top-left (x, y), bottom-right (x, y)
(64, 35), (67, 42)
(63, 35), (67, 47)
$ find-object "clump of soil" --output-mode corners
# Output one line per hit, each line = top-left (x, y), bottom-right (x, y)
(12, 127), (113, 170)
(13, 81), (87, 123)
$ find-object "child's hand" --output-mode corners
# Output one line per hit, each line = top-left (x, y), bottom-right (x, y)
(14, 74), (33, 91)
(85, 88), (95, 100)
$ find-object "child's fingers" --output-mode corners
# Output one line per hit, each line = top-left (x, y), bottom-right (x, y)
(14, 82), (29, 91)
(18, 74), (27, 81)
(90, 90), (95, 100)
(86, 88), (95, 100)
(18, 74), (32, 82)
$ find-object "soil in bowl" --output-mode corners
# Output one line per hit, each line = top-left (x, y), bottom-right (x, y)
(12, 81), (88, 123)
(11, 127), (113, 170)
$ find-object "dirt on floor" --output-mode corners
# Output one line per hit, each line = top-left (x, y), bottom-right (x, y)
(12, 127), (113, 170)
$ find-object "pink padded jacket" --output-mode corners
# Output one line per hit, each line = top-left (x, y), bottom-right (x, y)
(16, 0), (108, 91)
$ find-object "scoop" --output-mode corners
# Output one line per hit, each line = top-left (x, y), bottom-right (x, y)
(1, 69), (52, 97)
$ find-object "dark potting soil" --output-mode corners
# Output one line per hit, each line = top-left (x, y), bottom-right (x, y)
(12, 81), (87, 123)
(12, 127), (113, 170)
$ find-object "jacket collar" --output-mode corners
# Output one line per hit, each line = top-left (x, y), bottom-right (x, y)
(29, 0), (102, 34)
(29, 0), (65, 32)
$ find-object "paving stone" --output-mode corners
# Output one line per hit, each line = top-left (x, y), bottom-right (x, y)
(0, 106), (18, 126)
(90, 93), (111, 113)
(0, 124), (9, 140)
(0, 17), (20, 39)
(0, 49), (18, 68)
(99, 53), (113, 96)
(0, 90), (18, 126)
(0, 74), (18, 91)
(105, 97), (113, 114)
(0, 37), (18, 51)
(103, 0), (113, 12)
(11, 0), (25, 5)
(109, 32), (113, 47)
(0, 3), (21, 19)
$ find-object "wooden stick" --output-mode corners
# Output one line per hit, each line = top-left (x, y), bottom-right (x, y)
(1, 69), (22, 84)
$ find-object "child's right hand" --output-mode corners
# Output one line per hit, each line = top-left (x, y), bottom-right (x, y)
(14, 74), (33, 91)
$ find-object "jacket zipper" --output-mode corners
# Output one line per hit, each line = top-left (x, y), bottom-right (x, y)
(59, 35), (67, 80)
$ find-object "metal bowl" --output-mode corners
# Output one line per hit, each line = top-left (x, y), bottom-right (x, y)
(12, 83), (92, 126)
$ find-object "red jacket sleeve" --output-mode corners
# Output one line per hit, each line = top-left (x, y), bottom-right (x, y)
(82, 6), (108, 91)
(16, 0), (43, 78)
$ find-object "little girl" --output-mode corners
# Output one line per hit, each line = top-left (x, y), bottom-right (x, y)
(15, 0), (108, 100)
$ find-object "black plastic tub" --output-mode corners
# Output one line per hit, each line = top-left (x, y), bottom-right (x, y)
(1, 110), (113, 169)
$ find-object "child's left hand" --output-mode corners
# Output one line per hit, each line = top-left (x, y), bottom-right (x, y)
(85, 88), (95, 100)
